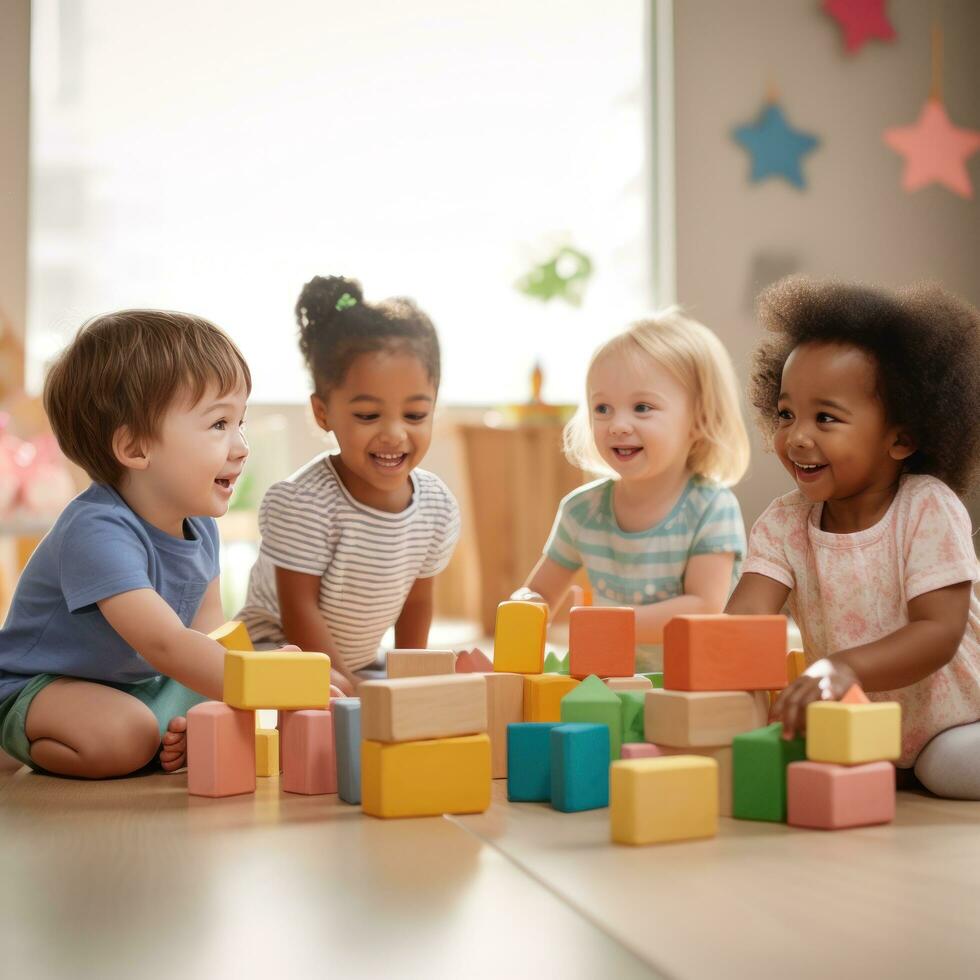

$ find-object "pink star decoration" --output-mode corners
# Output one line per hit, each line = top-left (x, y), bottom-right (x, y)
(883, 98), (980, 199)
(824, 0), (895, 54)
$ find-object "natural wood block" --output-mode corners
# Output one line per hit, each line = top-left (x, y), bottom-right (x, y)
(732, 722), (806, 822)
(360, 674), (487, 743)
(786, 649), (806, 683)
(610, 756), (718, 845)
(255, 728), (279, 777)
(523, 674), (581, 722)
(223, 650), (331, 710)
(568, 606), (635, 679)
(455, 648), (494, 673)
(650, 743), (734, 817)
(788, 760), (895, 829)
(493, 601), (547, 674)
(663, 615), (787, 691)
(604, 676), (653, 692)
(386, 649), (457, 679)
(209, 620), (254, 651)
(560, 675), (623, 761)
(486, 672), (524, 778)
(282, 709), (337, 795)
(644, 690), (769, 747)
(550, 723), (610, 813)
(187, 702), (255, 798)
(361, 734), (491, 818)
(620, 743), (665, 760)
(806, 701), (901, 765)
(332, 699), (362, 805)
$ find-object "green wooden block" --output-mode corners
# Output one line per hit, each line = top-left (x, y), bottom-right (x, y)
(559, 674), (622, 761)
(556, 651), (570, 675)
(641, 672), (664, 689)
(617, 691), (645, 745)
(732, 722), (806, 822)
(543, 650), (563, 674)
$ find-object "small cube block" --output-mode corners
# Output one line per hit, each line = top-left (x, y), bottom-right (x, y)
(604, 676), (653, 692)
(550, 723), (610, 812)
(806, 701), (901, 765)
(507, 722), (562, 801)
(644, 690), (769, 747)
(523, 674), (581, 722)
(618, 690), (646, 744)
(663, 615), (787, 691)
(187, 702), (256, 798)
(568, 606), (636, 679)
(610, 756), (718, 845)
(223, 649), (331, 710)
(282, 709), (337, 795)
(455, 648), (494, 673)
(732, 722), (806, 821)
(620, 742), (665, 760)
(386, 649), (457, 678)
(255, 728), (279, 777)
(209, 620), (254, 651)
(560, 675), (623, 761)
(493, 601), (547, 674)
(332, 699), (362, 805)
(360, 674), (487, 743)
(787, 760), (895, 829)
(486, 672), (524, 778)
(361, 734), (491, 818)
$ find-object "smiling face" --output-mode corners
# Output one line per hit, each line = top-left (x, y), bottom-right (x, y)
(773, 342), (914, 505)
(312, 348), (436, 511)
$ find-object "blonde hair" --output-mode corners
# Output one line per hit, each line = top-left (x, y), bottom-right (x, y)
(563, 308), (750, 486)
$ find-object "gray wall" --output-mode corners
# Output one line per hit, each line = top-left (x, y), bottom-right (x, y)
(672, 0), (980, 531)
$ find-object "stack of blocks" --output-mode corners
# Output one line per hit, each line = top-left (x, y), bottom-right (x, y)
(359, 674), (491, 818)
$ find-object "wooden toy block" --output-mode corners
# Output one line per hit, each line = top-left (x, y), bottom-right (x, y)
(282, 709), (337, 795)
(209, 620), (254, 651)
(332, 699), (362, 805)
(786, 649), (806, 683)
(787, 760), (895, 829)
(641, 672), (664, 689)
(644, 690), (769, 747)
(255, 728), (279, 777)
(604, 675), (653, 692)
(618, 691), (646, 744)
(560, 675), (623, 761)
(842, 684), (870, 705)
(523, 674), (581, 722)
(486, 672), (524, 778)
(556, 652), (570, 675)
(806, 701), (901, 765)
(387, 649), (457, 678)
(360, 674), (487, 743)
(543, 650), (564, 674)
(568, 606), (635, 679)
(187, 702), (256, 798)
(610, 756), (718, 845)
(569, 583), (590, 607)
(223, 649), (331, 710)
(663, 615), (787, 691)
(493, 600), (547, 674)
(650, 743), (734, 817)
(550, 723), (610, 812)
(361, 734), (491, 818)
(507, 722), (562, 801)
(621, 742), (664, 760)
(732, 722), (806, 821)
(455, 648), (493, 673)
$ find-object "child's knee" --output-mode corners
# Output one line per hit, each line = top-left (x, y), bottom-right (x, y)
(913, 722), (980, 801)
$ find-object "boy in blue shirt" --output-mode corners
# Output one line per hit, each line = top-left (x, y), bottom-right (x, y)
(0, 309), (250, 778)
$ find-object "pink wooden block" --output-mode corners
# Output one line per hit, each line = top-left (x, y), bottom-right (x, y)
(620, 743), (665, 760)
(455, 648), (494, 673)
(187, 701), (256, 798)
(787, 760), (895, 830)
(282, 709), (338, 795)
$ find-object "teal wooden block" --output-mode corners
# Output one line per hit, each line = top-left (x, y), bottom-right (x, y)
(617, 691), (645, 745)
(641, 672), (664, 689)
(507, 722), (562, 801)
(559, 675), (622, 761)
(733, 722), (806, 822)
(332, 698), (361, 805)
(550, 723), (610, 812)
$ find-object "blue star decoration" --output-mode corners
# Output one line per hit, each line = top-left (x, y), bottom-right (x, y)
(733, 102), (820, 190)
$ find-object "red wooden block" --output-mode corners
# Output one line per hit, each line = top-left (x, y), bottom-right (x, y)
(455, 648), (494, 673)
(787, 760), (895, 830)
(568, 606), (636, 680)
(620, 743), (665, 760)
(663, 615), (787, 691)
(187, 701), (256, 798)
(282, 709), (338, 795)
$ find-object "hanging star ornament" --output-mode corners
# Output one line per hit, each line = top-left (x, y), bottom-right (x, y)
(733, 102), (820, 190)
(823, 0), (895, 54)
(883, 98), (980, 198)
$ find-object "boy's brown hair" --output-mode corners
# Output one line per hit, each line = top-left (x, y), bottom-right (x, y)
(43, 310), (251, 486)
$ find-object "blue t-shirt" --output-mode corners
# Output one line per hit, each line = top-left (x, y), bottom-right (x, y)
(0, 483), (220, 702)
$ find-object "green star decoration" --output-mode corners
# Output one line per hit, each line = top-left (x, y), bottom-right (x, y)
(335, 293), (358, 312)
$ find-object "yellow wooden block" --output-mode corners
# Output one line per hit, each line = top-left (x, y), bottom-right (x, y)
(786, 649), (806, 684)
(223, 650), (331, 710)
(255, 728), (279, 777)
(523, 674), (580, 722)
(386, 649), (457, 678)
(493, 600), (547, 674)
(209, 620), (254, 652)
(611, 756), (718, 845)
(361, 734), (491, 818)
(360, 675), (487, 743)
(806, 701), (901, 765)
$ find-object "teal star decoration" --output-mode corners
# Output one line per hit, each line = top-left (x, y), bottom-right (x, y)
(733, 102), (820, 190)
(515, 245), (594, 306)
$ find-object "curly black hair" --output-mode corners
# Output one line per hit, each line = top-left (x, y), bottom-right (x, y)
(749, 276), (980, 495)
(295, 275), (441, 396)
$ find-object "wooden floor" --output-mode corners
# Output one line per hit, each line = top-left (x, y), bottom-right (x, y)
(2, 767), (978, 979)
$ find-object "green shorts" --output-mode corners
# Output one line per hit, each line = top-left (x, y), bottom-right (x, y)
(0, 673), (208, 771)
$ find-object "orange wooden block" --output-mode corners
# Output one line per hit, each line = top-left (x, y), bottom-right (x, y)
(455, 648), (494, 673)
(786, 649), (806, 683)
(187, 701), (256, 798)
(568, 606), (636, 680)
(842, 684), (871, 705)
(663, 615), (787, 691)
(282, 709), (337, 795)
(523, 674), (580, 722)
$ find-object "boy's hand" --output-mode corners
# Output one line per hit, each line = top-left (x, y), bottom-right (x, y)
(510, 587), (545, 603)
(774, 658), (860, 739)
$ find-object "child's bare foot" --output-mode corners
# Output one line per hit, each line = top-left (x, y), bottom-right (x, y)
(159, 716), (187, 772)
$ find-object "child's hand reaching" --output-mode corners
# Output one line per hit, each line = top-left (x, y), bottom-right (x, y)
(510, 587), (545, 604)
(774, 658), (860, 740)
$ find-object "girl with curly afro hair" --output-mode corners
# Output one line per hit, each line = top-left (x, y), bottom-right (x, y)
(727, 276), (980, 799)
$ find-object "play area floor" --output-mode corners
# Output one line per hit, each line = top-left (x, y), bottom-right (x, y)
(2, 769), (978, 979)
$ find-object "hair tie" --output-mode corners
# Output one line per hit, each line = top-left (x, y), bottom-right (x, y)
(335, 293), (358, 312)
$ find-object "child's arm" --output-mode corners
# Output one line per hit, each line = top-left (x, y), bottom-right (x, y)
(724, 570), (791, 616)
(394, 576), (434, 649)
(275, 566), (356, 696)
(511, 556), (578, 618)
(189, 577), (230, 635)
